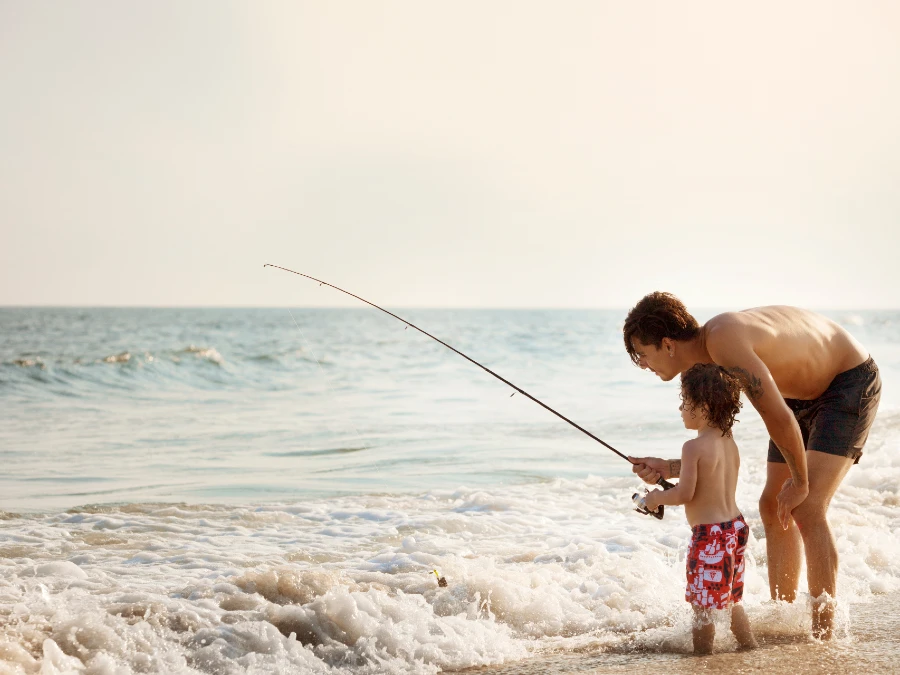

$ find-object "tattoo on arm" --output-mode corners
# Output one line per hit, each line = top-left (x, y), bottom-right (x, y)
(728, 367), (764, 401)
(669, 459), (681, 478)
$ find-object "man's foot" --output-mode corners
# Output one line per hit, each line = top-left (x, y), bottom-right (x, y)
(811, 594), (836, 640)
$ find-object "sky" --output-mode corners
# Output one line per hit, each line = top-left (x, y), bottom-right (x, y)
(1, 1), (899, 309)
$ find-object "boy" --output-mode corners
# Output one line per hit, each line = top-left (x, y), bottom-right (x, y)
(639, 363), (758, 654)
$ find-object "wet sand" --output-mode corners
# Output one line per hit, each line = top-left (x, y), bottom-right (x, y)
(458, 594), (900, 675)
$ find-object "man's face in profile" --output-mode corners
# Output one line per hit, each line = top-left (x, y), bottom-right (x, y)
(631, 337), (679, 381)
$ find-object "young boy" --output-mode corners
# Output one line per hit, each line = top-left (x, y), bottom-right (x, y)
(639, 363), (758, 654)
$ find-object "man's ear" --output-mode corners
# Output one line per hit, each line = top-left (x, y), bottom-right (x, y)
(661, 337), (674, 356)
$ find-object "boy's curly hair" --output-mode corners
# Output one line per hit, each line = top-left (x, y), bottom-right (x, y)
(680, 364), (743, 437)
(623, 292), (701, 365)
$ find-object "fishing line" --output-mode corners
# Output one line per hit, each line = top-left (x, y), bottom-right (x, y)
(265, 263), (672, 517)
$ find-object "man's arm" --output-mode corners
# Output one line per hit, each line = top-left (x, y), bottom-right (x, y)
(707, 329), (809, 528)
(644, 443), (698, 510)
(629, 456), (681, 483)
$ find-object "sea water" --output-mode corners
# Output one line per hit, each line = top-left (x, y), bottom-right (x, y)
(1, 308), (898, 674)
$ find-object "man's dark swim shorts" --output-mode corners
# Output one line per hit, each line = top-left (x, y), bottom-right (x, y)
(768, 357), (881, 464)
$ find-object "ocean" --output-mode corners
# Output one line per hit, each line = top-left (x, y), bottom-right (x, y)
(1, 307), (898, 674)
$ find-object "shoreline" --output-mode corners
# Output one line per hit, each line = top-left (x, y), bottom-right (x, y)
(455, 593), (900, 675)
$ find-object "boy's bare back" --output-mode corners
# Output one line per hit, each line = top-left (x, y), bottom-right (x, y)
(682, 430), (742, 527)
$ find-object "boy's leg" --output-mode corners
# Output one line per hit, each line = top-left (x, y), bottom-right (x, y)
(692, 607), (714, 655)
(730, 604), (758, 649)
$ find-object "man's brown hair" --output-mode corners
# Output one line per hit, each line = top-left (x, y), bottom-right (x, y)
(680, 364), (743, 437)
(623, 292), (701, 365)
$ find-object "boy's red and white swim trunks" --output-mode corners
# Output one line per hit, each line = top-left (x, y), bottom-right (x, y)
(685, 514), (749, 610)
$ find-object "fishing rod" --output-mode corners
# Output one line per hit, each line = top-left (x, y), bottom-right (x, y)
(265, 263), (672, 519)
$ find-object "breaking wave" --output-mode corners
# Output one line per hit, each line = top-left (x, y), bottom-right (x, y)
(2, 345), (246, 397)
(0, 417), (898, 673)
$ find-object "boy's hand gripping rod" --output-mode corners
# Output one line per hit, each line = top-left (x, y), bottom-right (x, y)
(264, 264), (672, 519)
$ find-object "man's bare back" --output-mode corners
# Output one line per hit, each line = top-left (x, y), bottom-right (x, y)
(705, 306), (868, 400)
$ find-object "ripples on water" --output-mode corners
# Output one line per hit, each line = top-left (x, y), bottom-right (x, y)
(0, 308), (704, 507)
(0, 308), (898, 673)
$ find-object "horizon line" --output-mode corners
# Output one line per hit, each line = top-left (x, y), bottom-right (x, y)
(1, 304), (897, 312)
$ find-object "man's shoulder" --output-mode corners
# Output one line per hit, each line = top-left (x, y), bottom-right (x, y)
(703, 314), (755, 362)
(704, 310), (752, 334)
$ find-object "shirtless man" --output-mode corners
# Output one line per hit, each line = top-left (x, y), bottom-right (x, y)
(624, 292), (881, 638)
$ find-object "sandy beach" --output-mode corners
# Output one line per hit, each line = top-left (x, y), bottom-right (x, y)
(459, 594), (900, 674)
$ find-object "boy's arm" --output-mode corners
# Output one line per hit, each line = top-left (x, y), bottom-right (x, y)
(644, 443), (699, 510)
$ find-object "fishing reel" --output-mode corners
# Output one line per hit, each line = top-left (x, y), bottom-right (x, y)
(632, 490), (664, 520)
(632, 478), (673, 520)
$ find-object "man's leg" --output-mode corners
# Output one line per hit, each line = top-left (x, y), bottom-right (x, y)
(759, 461), (803, 601)
(791, 450), (853, 639)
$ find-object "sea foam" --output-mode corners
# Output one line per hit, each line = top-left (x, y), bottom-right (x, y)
(1, 413), (898, 672)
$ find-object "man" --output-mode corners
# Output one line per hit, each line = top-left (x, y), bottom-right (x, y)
(624, 292), (881, 639)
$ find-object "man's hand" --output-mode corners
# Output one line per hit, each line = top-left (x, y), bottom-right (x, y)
(628, 456), (673, 484)
(776, 478), (810, 529)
